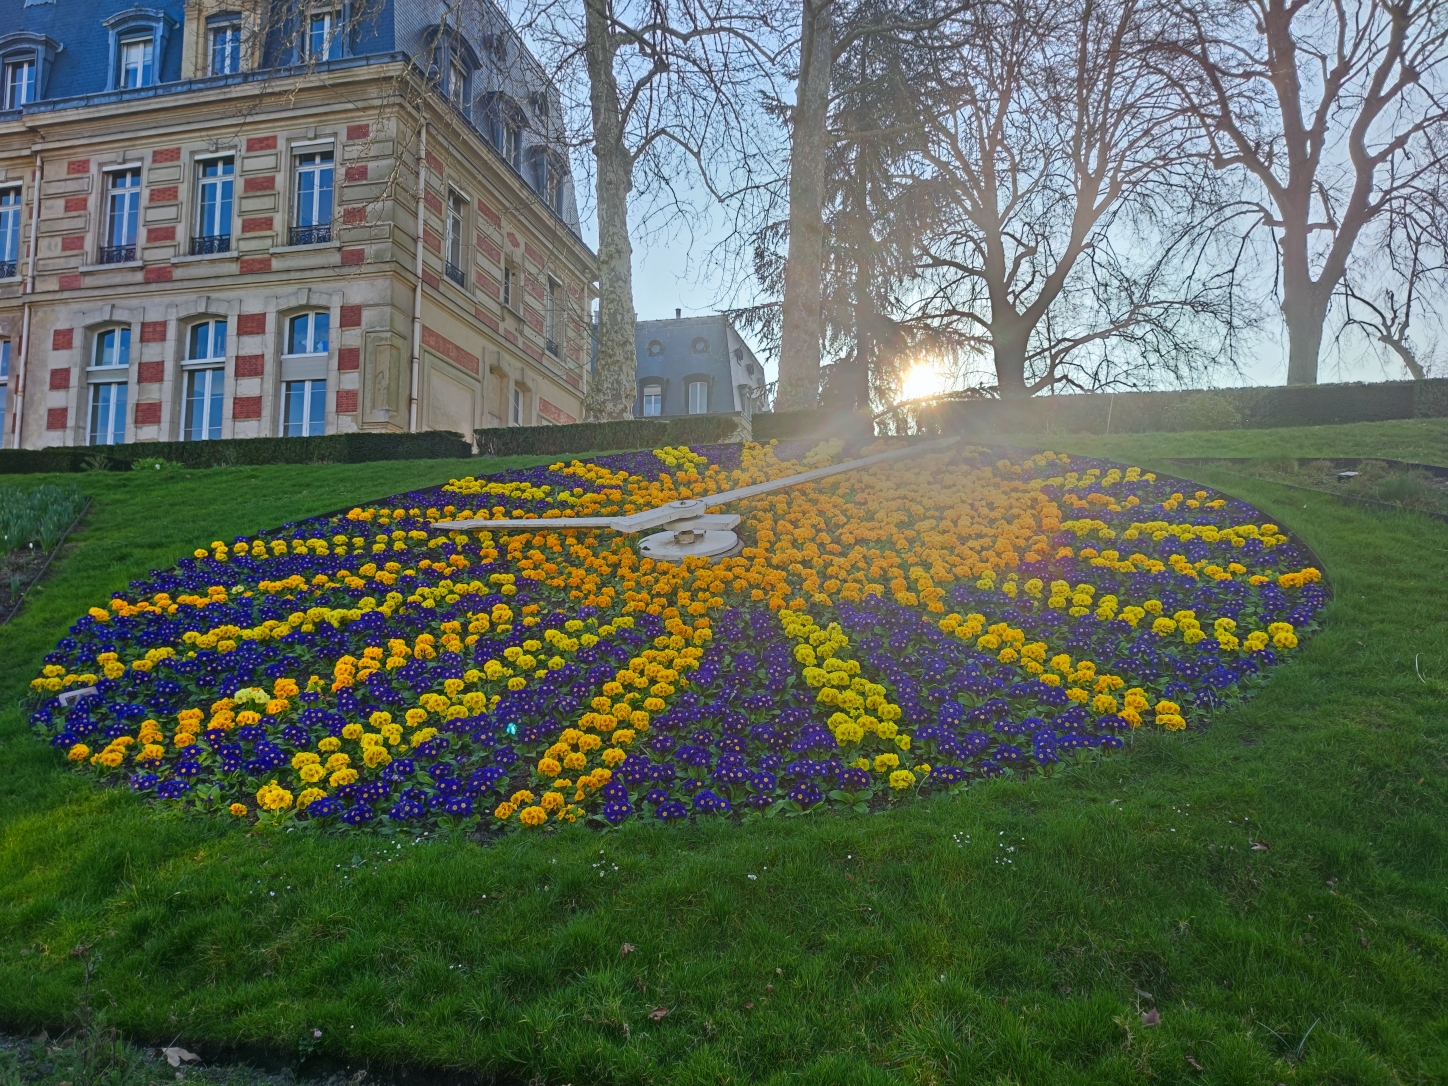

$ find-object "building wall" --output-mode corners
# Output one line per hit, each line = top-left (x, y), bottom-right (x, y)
(0, 62), (595, 449)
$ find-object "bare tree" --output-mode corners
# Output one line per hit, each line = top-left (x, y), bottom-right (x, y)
(514, 0), (786, 420)
(1167, 0), (1448, 386)
(909, 0), (1233, 398)
(1336, 202), (1448, 378)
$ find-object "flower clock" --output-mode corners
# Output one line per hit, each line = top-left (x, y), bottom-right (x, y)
(30, 440), (1326, 833)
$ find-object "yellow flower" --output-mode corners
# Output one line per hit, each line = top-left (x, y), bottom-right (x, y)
(229, 802), (248, 817)
(329, 768), (358, 788)
(494, 801), (516, 820)
(67, 743), (91, 762)
(296, 787), (328, 810)
(256, 780), (293, 811)
(518, 805), (548, 827)
(888, 769), (916, 790)
(874, 753), (900, 772)
(299, 763), (326, 783)
(363, 745), (392, 768)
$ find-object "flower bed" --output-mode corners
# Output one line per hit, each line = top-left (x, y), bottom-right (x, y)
(28, 440), (1326, 832)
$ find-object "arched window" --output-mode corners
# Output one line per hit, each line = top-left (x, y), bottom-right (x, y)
(646, 340), (663, 357)
(691, 337), (709, 354)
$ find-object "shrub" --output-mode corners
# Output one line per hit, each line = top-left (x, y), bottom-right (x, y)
(0, 431), (471, 475)
(750, 410), (875, 442)
(474, 415), (744, 458)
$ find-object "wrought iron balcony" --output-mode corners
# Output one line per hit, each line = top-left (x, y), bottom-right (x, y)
(189, 233), (231, 256)
(444, 260), (465, 288)
(98, 244), (136, 265)
(288, 223), (332, 246)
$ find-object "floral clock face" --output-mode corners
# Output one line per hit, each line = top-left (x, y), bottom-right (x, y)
(30, 441), (1326, 832)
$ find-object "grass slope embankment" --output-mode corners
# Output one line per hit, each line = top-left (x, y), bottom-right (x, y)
(0, 431), (1443, 1085)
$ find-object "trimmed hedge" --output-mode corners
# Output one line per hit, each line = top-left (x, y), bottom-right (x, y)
(0, 430), (472, 474)
(473, 414), (746, 458)
(750, 409), (876, 442)
(884, 378), (1448, 437)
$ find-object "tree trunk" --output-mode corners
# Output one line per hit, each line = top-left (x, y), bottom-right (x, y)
(776, 0), (834, 411)
(1278, 197), (1329, 387)
(1380, 334), (1425, 379)
(849, 163), (874, 410)
(583, 0), (639, 421)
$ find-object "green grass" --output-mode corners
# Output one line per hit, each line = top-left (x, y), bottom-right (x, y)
(988, 416), (1448, 465)
(0, 433), (1445, 1084)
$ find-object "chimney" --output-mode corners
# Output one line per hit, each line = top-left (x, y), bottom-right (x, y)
(675, 308), (681, 319)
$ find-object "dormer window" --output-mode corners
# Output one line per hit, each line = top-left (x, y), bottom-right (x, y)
(104, 10), (171, 91)
(121, 37), (154, 87)
(482, 94), (524, 171)
(305, 10), (343, 62)
(209, 20), (241, 75)
(529, 148), (565, 215)
(4, 57), (34, 108)
(0, 32), (62, 106)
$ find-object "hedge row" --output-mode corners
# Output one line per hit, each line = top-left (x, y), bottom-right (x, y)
(0, 430), (472, 474)
(473, 414), (746, 458)
(750, 409), (876, 443)
(884, 377), (1448, 436)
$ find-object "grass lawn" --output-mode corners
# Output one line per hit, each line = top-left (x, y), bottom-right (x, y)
(0, 424), (1445, 1085)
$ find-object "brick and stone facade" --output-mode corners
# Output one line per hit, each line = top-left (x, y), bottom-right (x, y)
(0, 0), (596, 449)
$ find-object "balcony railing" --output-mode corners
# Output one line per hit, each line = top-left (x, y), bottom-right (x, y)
(189, 233), (232, 256)
(98, 244), (136, 265)
(444, 260), (466, 288)
(0, 260), (16, 279)
(288, 223), (332, 246)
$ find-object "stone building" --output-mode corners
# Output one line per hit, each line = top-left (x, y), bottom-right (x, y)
(0, 0), (596, 449)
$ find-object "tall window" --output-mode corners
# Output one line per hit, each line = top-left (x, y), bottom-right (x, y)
(4, 58), (35, 108)
(89, 329), (130, 447)
(291, 150), (333, 245)
(103, 169), (141, 263)
(283, 380), (326, 436)
(0, 339), (10, 448)
(0, 187), (20, 278)
(445, 190), (465, 287)
(642, 384), (662, 417)
(511, 386), (522, 425)
(305, 11), (342, 62)
(688, 380), (708, 414)
(93, 327), (131, 369)
(119, 36), (154, 88)
(502, 263), (515, 310)
(544, 277), (559, 355)
(446, 63), (465, 107)
(193, 158), (233, 254)
(184, 319), (225, 444)
(209, 23), (241, 75)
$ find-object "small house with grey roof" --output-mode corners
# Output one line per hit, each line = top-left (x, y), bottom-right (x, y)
(632, 312), (767, 419)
